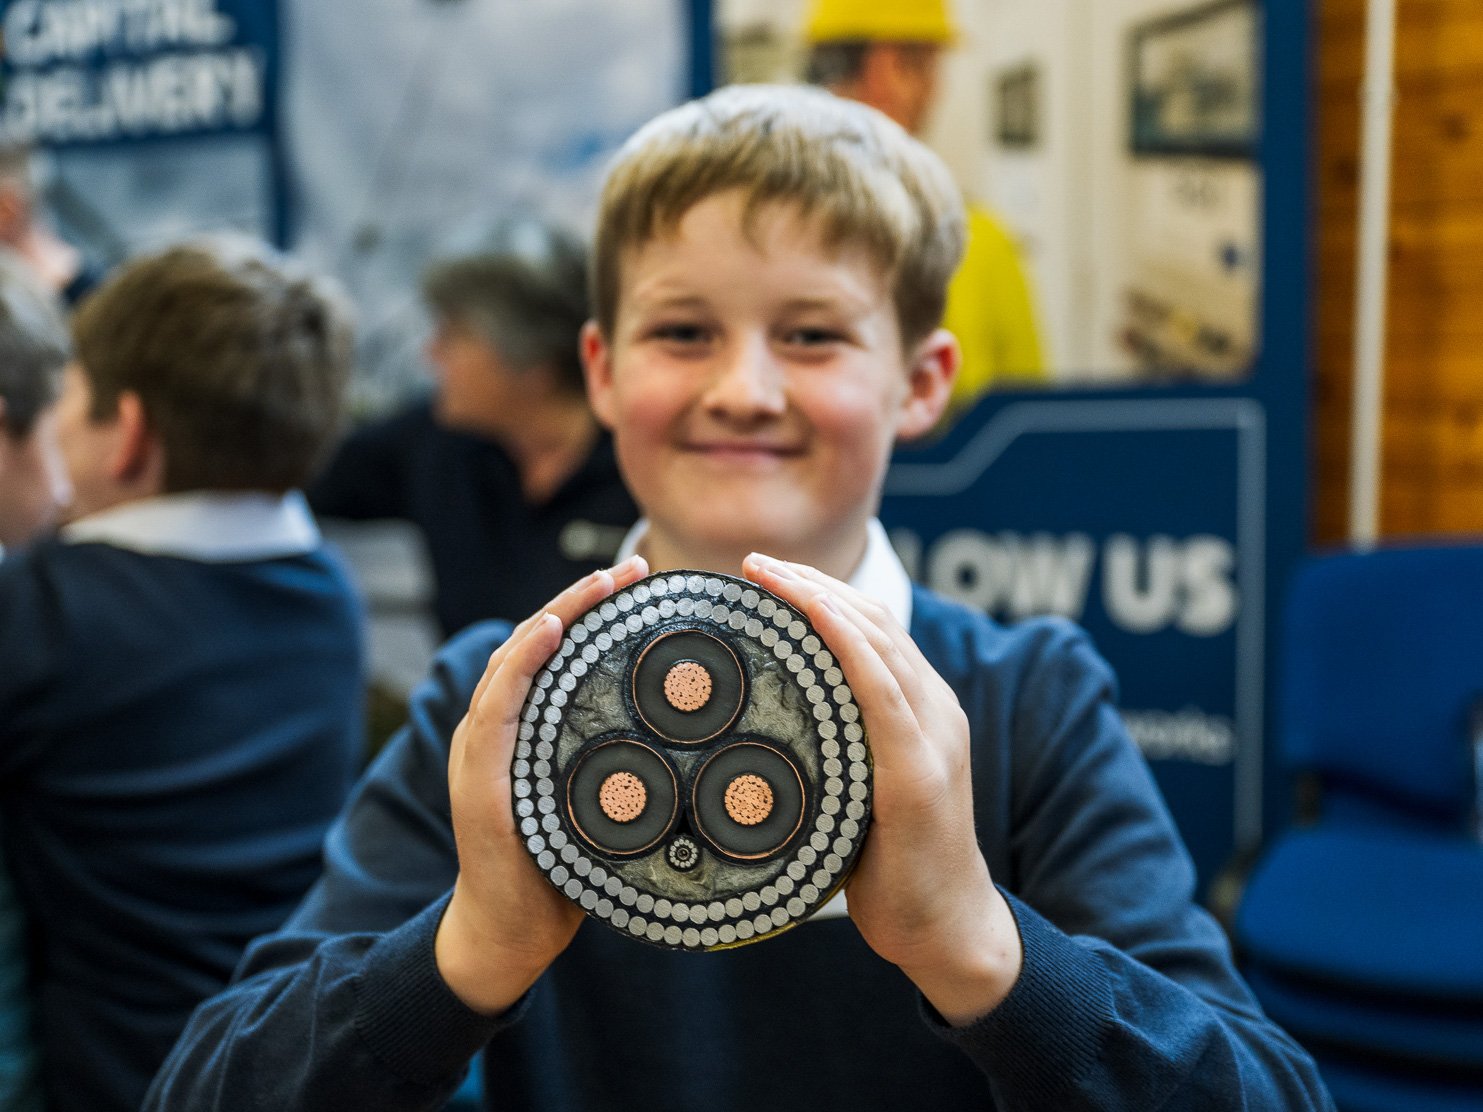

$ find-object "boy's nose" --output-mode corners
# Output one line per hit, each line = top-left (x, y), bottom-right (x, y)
(703, 337), (786, 418)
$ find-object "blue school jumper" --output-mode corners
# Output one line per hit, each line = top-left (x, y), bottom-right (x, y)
(0, 494), (365, 1112)
(146, 546), (1331, 1111)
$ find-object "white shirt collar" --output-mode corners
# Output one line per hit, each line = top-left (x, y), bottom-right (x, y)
(613, 517), (913, 629)
(60, 491), (320, 562)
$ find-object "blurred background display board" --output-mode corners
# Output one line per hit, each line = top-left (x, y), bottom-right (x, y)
(0, 0), (285, 268)
(1, 0), (689, 410)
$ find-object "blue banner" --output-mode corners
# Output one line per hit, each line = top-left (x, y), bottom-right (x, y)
(1, 0), (286, 255)
(884, 396), (1270, 891)
(0, 0), (279, 147)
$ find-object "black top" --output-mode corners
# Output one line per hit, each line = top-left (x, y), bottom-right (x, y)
(309, 402), (638, 636)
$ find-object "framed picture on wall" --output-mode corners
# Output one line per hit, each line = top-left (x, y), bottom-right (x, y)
(1129, 0), (1261, 158)
(995, 62), (1040, 149)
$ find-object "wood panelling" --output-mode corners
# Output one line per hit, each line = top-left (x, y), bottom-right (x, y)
(1320, 78), (1483, 212)
(1319, 1), (1483, 87)
(1313, 0), (1483, 543)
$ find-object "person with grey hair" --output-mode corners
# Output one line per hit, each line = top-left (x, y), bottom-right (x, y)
(309, 216), (637, 637)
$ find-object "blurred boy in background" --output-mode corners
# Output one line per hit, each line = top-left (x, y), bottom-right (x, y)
(0, 238), (366, 1112)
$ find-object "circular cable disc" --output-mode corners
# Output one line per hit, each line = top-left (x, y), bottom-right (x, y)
(511, 570), (872, 951)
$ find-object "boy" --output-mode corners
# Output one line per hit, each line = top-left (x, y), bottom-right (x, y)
(0, 238), (366, 1112)
(148, 87), (1330, 1110)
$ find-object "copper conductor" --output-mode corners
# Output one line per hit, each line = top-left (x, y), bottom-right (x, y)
(597, 771), (648, 824)
(723, 774), (774, 826)
(663, 660), (713, 712)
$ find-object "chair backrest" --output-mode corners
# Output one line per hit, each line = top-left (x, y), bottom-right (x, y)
(1281, 544), (1483, 829)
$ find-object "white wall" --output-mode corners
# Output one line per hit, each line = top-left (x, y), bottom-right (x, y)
(966, 0), (1261, 379)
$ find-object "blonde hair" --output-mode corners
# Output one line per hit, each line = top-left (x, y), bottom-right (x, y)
(592, 84), (965, 349)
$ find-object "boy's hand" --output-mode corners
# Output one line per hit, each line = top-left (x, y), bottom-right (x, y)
(435, 556), (650, 1016)
(743, 553), (1023, 1027)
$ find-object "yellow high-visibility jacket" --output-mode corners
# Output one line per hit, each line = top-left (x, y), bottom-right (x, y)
(942, 204), (1047, 412)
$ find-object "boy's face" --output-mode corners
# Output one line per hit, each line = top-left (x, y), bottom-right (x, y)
(584, 191), (953, 575)
(0, 401), (70, 548)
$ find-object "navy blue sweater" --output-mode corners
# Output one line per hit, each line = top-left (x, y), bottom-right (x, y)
(147, 587), (1331, 1110)
(0, 540), (366, 1112)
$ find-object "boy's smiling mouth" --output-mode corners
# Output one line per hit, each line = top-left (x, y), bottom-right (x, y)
(683, 439), (805, 465)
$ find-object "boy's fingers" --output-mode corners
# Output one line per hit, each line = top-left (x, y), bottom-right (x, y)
(745, 555), (931, 746)
(745, 553), (933, 716)
(774, 559), (926, 670)
(544, 554), (650, 629)
(745, 553), (898, 650)
(465, 556), (649, 714)
(805, 594), (921, 759)
(465, 613), (565, 781)
(455, 556), (649, 783)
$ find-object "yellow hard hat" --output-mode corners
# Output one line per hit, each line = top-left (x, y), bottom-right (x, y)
(803, 0), (958, 45)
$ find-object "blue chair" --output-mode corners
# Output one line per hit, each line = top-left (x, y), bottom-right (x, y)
(1234, 544), (1483, 1112)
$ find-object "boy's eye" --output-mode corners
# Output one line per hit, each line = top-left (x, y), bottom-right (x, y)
(782, 327), (846, 348)
(651, 322), (712, 345)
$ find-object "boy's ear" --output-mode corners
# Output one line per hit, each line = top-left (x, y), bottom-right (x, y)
(109, 391), (165, 491)
(895, 329), (959, 442)
(580, 320), (619, 432)
(0, 186), (25, 240)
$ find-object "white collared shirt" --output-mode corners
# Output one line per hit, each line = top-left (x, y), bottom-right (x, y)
(611, 517), (914, 924)
(60, 491), (320, 562)
(612, 517), (913, 628)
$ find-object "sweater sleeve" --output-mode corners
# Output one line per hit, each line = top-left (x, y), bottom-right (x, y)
(144, 623), (514, 1112)
(931, 619), (1332, 1111)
